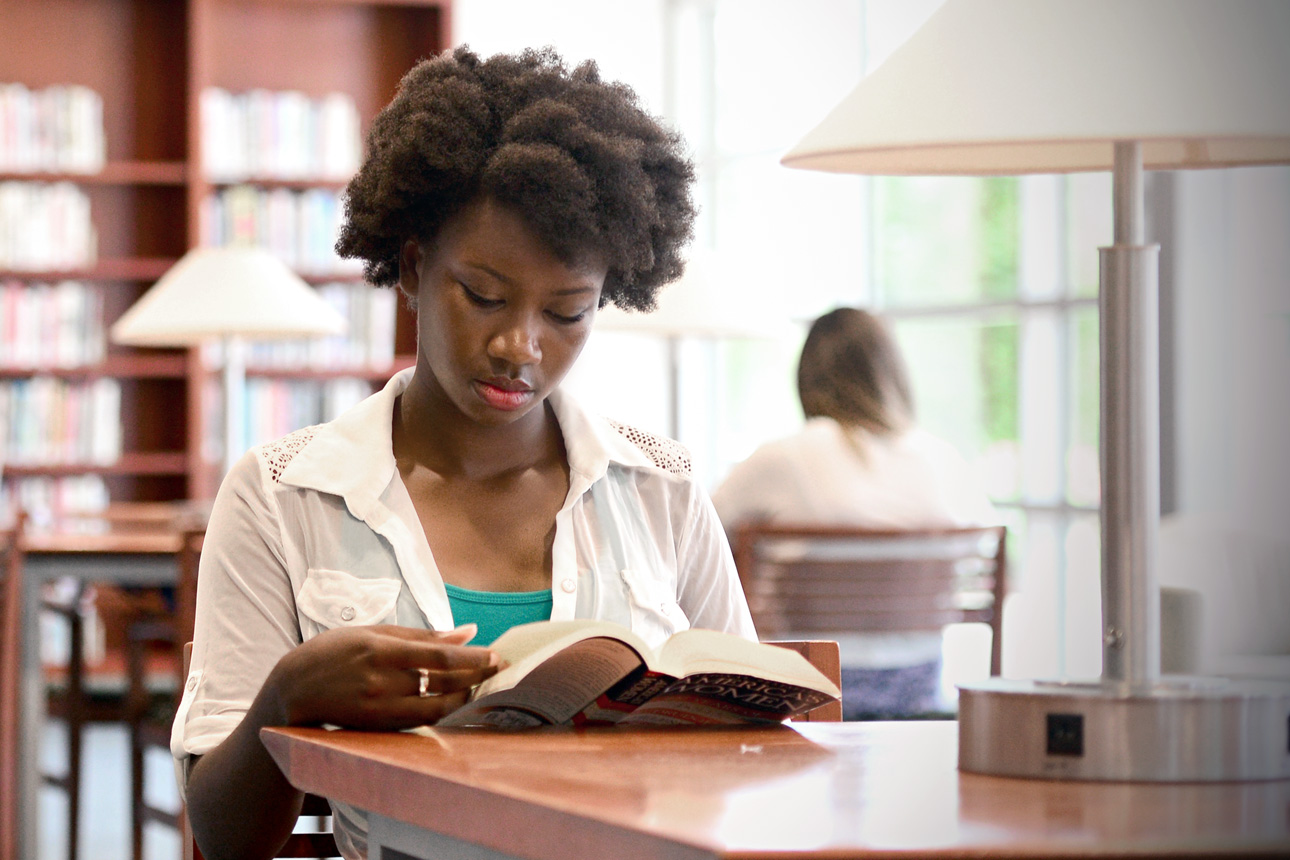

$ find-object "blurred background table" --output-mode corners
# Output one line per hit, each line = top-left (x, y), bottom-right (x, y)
(15, 505), (195, 860)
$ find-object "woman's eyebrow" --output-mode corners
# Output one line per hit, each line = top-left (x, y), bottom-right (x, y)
(552, 284), (600, 297)
(460, 261), (600, 296)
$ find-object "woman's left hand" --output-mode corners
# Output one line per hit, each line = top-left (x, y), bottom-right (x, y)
(262, 623), (500, 730)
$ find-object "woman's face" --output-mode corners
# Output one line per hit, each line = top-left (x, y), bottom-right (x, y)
(400, 198), (606, 427)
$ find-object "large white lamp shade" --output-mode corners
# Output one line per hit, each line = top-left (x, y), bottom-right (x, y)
(783, 0), (1290, 176)
(783, 0), (1290, 782)
(111, 246), (348, 474)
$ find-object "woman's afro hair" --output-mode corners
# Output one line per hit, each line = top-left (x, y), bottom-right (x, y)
(336, 45), (697, 312)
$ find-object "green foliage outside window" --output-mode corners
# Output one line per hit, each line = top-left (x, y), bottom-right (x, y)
(979, 323), (1019, 446)
(978, 177), (1020, 302)
(977, 178), (1021, 447)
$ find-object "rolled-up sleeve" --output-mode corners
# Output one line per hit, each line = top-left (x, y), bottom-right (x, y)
(170, 448), (300, 775)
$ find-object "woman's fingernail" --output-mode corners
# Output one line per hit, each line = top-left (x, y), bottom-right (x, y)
(452, 623), (478, 637)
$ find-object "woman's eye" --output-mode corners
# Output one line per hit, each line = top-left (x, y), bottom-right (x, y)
(548, 308), (588, 325)
(461, 283), (502, 308)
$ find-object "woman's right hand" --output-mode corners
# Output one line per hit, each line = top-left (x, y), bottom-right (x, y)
(262, 624), (500, 730)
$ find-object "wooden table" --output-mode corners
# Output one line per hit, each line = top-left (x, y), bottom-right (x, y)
(261, 720), (1290, 859)
(17, 514), (186, 860)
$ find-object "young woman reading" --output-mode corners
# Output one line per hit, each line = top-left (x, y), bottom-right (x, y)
(172, 46), (756, 860)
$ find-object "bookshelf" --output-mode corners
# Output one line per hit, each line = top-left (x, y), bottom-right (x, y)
(0, 0), (448, 506)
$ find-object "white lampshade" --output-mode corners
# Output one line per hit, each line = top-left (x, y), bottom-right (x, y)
(110, 246), (347, 346)
(111, 245), (349, 475)
(782, 0), (1290, 176)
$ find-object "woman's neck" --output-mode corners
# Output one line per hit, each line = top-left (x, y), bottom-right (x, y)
(392, 379), (563, 482)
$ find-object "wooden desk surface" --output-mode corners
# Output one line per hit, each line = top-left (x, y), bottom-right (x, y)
(261, 721), (1290, 859)
(21, 526), (182, 555)
(20, 501), (205, 555)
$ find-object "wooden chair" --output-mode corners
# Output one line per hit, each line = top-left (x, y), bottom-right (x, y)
(40, 502), (188, 860)
(128, 522), (205, 860)
(733, 524), (1008, 677)
(1, 518), (25, 860)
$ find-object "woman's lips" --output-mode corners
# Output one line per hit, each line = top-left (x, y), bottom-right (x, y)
(473, 379), (535, 411)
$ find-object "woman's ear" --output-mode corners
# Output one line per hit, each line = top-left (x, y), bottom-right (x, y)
(398, 239), (421, 308)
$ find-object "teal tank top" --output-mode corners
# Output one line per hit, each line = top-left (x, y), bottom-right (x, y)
(444, 583), (553, 646)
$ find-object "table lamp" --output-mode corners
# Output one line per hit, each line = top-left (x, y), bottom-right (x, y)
(110, 246), (347, 475)
(783, 0), (1289, 782)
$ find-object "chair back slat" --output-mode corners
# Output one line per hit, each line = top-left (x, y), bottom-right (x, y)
(734, 524), (1007, 675)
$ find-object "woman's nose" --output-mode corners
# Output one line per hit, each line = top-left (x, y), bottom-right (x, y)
(487, 318), (542, 366)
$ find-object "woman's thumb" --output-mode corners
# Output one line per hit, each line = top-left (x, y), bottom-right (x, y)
(435, 623), (477, 644)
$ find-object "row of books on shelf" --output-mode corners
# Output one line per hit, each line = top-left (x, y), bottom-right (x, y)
(203, 376), (373, 463)
(0, 181), (96, 271)
(0, 280), (105, 368)
(0, 83), (106, 175)
(1, 82), (362, 183)
(201, 87), (362, 182)
(0, 377), (121, 467)
(201, 185), (361, 276)
(0, 474), (110, 526)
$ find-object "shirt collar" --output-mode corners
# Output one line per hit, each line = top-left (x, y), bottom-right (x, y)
(275, 368), (662, 512)
(274, 369), (408, 518)
(545, 387), (658, 501)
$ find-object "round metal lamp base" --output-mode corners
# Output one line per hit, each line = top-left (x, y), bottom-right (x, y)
(958, 676), (1290, 782)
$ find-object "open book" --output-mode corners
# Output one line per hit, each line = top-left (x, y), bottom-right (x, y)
(436, 619), (841, 729)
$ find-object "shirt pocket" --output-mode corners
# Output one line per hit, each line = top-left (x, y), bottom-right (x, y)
(618, 567), (690, 643)
(297, 567), (402, 632)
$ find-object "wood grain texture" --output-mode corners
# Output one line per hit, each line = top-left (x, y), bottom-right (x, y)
(261, 721), (1290, 859)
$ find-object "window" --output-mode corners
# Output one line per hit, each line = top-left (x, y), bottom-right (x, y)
(873, 173), (1107, 679)
(456, 0), (1113, 679)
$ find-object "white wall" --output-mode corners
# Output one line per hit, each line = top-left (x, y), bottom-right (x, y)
(1172, 166), (1290, 532)
(1162, 165), (1290, 668)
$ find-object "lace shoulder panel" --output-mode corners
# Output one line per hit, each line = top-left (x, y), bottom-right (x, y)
(607, 419), (691, 476)
(258, 424), (321, 483)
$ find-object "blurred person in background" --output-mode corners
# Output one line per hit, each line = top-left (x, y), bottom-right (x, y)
(713, 306), (996, 719)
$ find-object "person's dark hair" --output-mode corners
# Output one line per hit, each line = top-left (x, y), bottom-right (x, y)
(796, 307), (915, 434)
(336, 45), (697, 312)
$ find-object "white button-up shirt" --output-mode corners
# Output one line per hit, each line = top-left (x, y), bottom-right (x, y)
(171, 368), (754, 858)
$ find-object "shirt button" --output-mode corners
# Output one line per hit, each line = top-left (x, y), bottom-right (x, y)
(339, 606), (356, 622)
(186, 676), (197, 691)
(560, 578), (576, 594)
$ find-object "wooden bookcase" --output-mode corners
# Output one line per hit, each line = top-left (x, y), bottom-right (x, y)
(0, 0), (448, 504)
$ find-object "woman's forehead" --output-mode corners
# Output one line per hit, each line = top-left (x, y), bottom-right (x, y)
(432, 198), (608, 277)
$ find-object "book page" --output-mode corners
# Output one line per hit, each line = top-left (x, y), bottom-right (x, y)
(472, 619), (655, 698)
(654, 629), (840, 696)
(437, 637), (646, 728)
